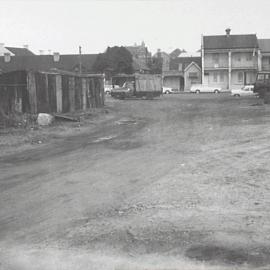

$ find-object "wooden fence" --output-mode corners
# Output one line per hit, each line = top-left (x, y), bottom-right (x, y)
(0, 70), (104, 116)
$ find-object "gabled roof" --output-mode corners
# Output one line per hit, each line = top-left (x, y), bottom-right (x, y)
(170, 57), (201, 71)
(184, 61), (201, 72)
(203, 34), (258, 50)
(258, 39), (270, 52)
(0, 54), (98, 73)
(5, 47), (35, 56)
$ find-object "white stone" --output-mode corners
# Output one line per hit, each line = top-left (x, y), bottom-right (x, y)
(37, 113), (54, 126)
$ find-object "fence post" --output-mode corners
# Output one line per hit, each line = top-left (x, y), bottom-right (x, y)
(82, 78), (87, 110)
(56, 74), (62, 113)
(27, 71), (37, 114)
(68, 76), (75, 112)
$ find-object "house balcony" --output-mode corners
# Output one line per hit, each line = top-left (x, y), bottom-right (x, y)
(204, 64), (229, 71)
(231, 60), (258, 70)
(231, 64), (258, 70)
(262, 64), (270, 71)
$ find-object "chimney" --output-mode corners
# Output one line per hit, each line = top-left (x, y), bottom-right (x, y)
(39, 50), (44, 55)
(53, 52), (60, 62)
(4, 52), (11, 62)
(23, 44), (29, 50)
(157, 49), (161, 58)
(225, 28), (231, 37)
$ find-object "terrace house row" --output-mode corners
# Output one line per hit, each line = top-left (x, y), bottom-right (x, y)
(202, 29), (261, 89)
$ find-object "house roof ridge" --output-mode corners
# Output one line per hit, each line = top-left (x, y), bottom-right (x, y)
(204, 34), (257, 37)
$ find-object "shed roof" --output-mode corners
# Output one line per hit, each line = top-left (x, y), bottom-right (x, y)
(258, 39), (270, 52)
(203, 34), (258, 50)
(5, 47), (35, 56)
(0, 54), (98, 73)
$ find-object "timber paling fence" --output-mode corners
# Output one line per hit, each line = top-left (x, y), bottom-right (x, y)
(0, 70), (105, 120)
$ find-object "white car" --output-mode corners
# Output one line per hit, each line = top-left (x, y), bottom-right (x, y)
(231, 85), (257, 97)
(190, 84), (222, 94)
(105, 84), (120, 95)
(162, 87), (178, 94)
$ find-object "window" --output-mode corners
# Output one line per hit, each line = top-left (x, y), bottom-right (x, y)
(213, 54), (219, 64)
(238, 72), (243, 82)
(266, 74), (270, 80)
(237, 54), (241, 62)
(213, 72), (218, 82)
(189, 72), (198, 78)
(178, 63), (183, 71)
(246, 54), (252, 61)
(220, 72), (224, 82)
(257, 74), (264, 81)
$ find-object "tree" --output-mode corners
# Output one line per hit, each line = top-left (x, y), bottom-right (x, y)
(93, 46), (134, 76)
(148, 57), (163, 74)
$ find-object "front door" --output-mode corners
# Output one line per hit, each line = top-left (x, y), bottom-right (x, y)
(204, 74), (209, 85)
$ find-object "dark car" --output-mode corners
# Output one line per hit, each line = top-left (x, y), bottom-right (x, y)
(253, 72), (270, 101)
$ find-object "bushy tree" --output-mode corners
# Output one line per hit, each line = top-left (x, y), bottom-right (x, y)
(148, 57), (163, 74)
(93, 46), (134, 75)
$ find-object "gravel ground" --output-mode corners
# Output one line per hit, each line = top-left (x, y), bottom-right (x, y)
(1, 93), (270, 270)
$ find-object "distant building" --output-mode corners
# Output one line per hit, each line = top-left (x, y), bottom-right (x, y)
(163, 56), (202, 91)
(125, 41), (151, 73)
(202, 29), (260, 89)
(169, 48), (182, 59)
(0, 53), (98, 74)
(0, 43), (35, 56)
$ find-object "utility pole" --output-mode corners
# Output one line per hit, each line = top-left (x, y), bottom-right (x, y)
(79, 46), (82, 74)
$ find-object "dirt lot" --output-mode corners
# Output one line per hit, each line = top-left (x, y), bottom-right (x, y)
(1, 93), (270, 270)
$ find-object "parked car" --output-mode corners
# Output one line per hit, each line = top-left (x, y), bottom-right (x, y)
(104, 84), (120, 95)
(231, 85), (257, 97)
(190, 84), (222, 94)
(162, 87), (178, 94)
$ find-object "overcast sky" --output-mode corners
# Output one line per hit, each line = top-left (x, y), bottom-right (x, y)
(1, 0), (270, 55)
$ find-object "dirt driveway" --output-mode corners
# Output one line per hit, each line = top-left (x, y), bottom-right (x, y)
(1, 94), (270, 270)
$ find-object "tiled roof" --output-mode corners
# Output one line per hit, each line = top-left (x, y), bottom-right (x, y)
(5, 47), (35, 56)
(0, 54), (98, 73)
(203, 34), (258, 50)
(170, 57), (201, 71)
(169, 48), (182, 58)
(258, 39), (270, 52)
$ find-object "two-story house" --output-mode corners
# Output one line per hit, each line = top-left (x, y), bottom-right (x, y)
(202, 29), (259, 89)
(258, 39), (270, 71)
